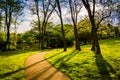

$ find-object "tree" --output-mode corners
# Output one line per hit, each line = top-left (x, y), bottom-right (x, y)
(114, 27), (119, 38)
(55, 0), (67, 51)
(0, 0), (24, 50)
(12, 6), (23, 49)
(82, 0), (101, 54)
(0, 10), (3, 31)
(31, 0), (41, 49)
(81, 0), (115, 54)
(68, 0), (82, 51)
(30, 0), (56, 49)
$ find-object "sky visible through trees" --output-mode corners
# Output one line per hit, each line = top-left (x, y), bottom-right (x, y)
(0, 0), (119, 33)
(0, 0), (120, 79)
(16, 0), (112, 33)
(0, 0), (120, 51)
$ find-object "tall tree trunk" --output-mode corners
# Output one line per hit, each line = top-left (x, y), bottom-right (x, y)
(73, 23), (81, 51)
(35, 0), (41, 49)
(68, 0), (81, 51)
(6, 24), (10, 49)
(90, 16), (101, 54)
(91, 26), (95, 51)
(41, 25), (44, 49)
(37, 13), (41, 49)
(41, 17), (46, 49)
(41, 21), (48, 49)
(60, 16), (67, 51)
(92, 27), (101, 54)
(5, 10), (11, 50)
(82, 0), (101, 54)
(35, 0), (55, 49)
(56, 0), (67, 51)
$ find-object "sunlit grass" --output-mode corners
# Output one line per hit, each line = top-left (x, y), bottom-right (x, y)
(45, 39), (120, 80)
(0, 50), (42, 80)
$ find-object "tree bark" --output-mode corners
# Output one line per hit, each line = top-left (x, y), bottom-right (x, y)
(35, 0), (41, 49)
(68, 0), (81, 51)
(60, 16), (67, 51)
(34, 0), (55, 49)
(91, 26), (95, 51)
(73, 23), (81, 51)
(82, 0), (101, 54)
(89, 16), (101, 54)
(56, 0), (67, 51)
(5, 8), (12, 50)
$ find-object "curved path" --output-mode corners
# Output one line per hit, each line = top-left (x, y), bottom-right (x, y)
(24, 52), (70, 80)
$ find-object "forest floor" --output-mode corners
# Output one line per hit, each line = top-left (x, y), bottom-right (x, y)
(24, 52), (70, 80)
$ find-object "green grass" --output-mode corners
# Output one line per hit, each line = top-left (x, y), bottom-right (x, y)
(45, 39), (120, 80)
(0, 49), (42, 80)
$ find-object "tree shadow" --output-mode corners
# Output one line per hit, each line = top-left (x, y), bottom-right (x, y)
(27, 66), (53, 80)
(0, 50), (72, 79)
(52, 50), (78, 68)
(95, 53), (117, 80)
(44, 69), (58, 80)
(25, 50), (77, 80)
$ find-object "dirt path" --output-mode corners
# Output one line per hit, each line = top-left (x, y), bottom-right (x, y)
(24, 52), (70, 80)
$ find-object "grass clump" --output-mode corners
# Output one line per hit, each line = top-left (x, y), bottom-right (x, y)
(0, 50), (42, 80)
(45, 39), (120, 80)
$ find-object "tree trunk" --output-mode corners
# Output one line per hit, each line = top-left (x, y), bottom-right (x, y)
(6, 24), (10, 49)
(37, 16), (41, 49)
(41, 35), (44, 49)
(93, 28), (101, 54)
(41, 20), (47, 49)
(82, 0), (101, 54)
(68, 0), (81, 51)
(91, 26), (95, 51)
(5, 10), (11, 50)
(35, 0), (41, 49)
(90, 16), (101, 54)
(56, 0), (67, 51)
(73, 23), (81, 51)
(60, 16), (67, 51)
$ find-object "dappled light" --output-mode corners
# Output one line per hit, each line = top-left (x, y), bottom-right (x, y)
(45, 39), (120, 79)
(0, 0), (120, 80)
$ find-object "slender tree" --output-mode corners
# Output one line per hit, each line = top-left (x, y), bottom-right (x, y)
(92, 0), (114, 50)
(0, 10), (3, 31)
(55, 0), (67, 51)
(82, 0), (115, 54)
(68, 0), (82, 51)
(31, 0), (56, 49)
(41, 0), (56, 49)
(12, 11), (23, 49)
(82, 0), (101, 54)
(0, 0), (24, 50)
(34, 0), (41, 49)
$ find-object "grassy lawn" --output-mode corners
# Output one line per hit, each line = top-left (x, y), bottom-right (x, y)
(0, 49), (42, 80)
(45, 39), (120, 80)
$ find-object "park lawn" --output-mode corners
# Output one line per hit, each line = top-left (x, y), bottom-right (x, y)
(0, 49), (42, 80)
(45, 39), (120, 80)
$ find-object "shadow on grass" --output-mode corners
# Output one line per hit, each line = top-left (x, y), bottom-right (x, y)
(26, 50), (78, 80)
(95, 54), (117, 80)
(53, 50), (78, 68)
(0, 50), (71, 79)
